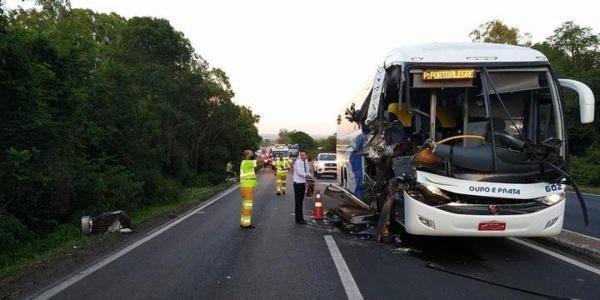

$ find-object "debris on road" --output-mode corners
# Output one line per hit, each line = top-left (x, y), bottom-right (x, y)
(81, 210), (133, 235)
(391, 247), (422, 255)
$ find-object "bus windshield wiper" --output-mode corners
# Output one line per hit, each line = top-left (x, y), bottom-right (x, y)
(482, 68), (589, 226)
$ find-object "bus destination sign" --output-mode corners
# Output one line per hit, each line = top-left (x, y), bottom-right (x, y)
(423, 69), (475, 80)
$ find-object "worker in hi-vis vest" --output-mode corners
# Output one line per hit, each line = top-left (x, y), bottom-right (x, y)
(239, 150), (263, 229)
(274, 155), (290, 195)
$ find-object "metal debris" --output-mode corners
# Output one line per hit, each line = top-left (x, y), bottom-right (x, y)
(81, 210), (132, 235)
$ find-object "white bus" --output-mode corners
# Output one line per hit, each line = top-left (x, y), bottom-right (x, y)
(334, 43), (594, 237)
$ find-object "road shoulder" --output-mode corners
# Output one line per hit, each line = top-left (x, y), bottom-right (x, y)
(0, 183), (236, 300)
(527, 230), (600, 267)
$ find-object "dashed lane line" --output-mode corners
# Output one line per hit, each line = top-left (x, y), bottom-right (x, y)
(324, 235), (364, 300)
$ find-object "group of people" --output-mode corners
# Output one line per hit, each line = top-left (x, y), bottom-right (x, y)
(237, 150), (313, 229)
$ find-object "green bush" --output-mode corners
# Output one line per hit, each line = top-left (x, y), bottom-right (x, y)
(140, 171), (182, 206)
(571, 145), (600, 186)
(0, 214), (34, 253)
(101, 167), (145, 211)
(185, 173), (211, 187)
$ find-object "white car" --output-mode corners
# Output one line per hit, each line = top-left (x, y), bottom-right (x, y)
(313, 153), (337, 178)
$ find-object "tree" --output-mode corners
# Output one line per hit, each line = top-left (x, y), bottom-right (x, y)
(470, 20), (531, 46)
(276, 129), (291, 144)
(317, 134), (336, 152)
(288, 131), (316, 152)
(260, 139), (272, 147)
(548, 21), (599, 58)
(0, 2), (262, 250)
(531, 21), (600, 156)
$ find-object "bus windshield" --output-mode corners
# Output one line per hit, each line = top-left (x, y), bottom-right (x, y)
(386, 67), (565, 182)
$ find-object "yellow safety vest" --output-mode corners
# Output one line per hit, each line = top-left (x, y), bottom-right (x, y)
(240, 160), (257, 188)
(276, 159), (289, 172)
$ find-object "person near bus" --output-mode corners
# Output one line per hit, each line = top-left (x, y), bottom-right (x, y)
(239, 150), (263, 229)
(292, 151), (312, 224)
(275, 155), (290, 195)
(226, 161), (235, 181)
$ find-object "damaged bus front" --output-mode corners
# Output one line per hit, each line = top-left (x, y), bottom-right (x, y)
(330, 43), (595, 237)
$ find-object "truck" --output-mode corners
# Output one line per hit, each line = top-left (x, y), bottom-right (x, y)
(313, 153), (337, 178)
(328, 43), (594, 237)
(288, 144), (299, 159)
(272, 144), (290, 158)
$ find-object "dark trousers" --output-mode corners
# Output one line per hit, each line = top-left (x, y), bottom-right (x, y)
(293, 182), (305, 222)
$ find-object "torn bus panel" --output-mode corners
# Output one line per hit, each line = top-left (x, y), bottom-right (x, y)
(324, 184), (376, 231)
(333, 43), (595, 238)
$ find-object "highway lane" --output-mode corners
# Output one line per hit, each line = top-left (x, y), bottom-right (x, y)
(37, 169), (600, 300)
(317, 176), (600, 299)
(565, 192), (600, 238)
(44, 169), (346, 299)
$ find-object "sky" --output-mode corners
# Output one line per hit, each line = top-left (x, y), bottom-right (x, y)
(5, 0), (599, 137)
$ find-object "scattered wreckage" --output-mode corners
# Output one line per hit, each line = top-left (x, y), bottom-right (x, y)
(81, 210), (133, 235)
(327, 43), (595, 241)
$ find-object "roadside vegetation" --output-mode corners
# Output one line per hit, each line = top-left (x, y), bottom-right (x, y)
(274, 129), (336, 159)
(0, 183), (233, 279)
(0, 0), (260, 273)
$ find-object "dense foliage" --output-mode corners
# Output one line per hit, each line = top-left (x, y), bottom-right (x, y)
(0, 1), (260, 247)
(274, 129), (335, 159)
(472, 20), (600, 185)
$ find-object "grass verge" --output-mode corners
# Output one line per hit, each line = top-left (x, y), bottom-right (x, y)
(0, 183), (233, 280)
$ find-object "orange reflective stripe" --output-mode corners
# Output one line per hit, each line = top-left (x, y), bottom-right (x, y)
(240, 186), (254, 226)
(240, 187), (254, 200)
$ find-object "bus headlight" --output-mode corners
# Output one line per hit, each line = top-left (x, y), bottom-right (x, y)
(424, 185), (450, 200)
(537, 193), (565, 206)
(419, 184), (451, 205)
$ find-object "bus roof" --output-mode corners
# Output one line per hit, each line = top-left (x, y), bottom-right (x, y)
(383, 43), (548, 66)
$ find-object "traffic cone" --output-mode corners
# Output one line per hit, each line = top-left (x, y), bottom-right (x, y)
(312, 192), (324, 220)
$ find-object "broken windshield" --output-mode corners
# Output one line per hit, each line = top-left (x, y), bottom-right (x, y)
(392, 67), (566, 182)
(404, 68), (562, 146)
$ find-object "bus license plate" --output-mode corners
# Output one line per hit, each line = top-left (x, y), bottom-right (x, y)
(478, 222), (506, 231)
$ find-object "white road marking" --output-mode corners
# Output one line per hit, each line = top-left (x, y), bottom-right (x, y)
(562, 229), (600, 243)
(324, 235), (364, 300)
(509, 237), (600, 276)
(31, 184), (239, 300)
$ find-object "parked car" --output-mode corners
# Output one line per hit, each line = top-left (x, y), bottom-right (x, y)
(313, 153), (337, 178)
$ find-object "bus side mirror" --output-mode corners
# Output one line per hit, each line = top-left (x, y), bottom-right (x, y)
(559, 79), (595, 124)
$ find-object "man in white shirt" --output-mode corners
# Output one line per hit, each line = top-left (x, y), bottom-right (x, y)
(292, 151), (311, 224)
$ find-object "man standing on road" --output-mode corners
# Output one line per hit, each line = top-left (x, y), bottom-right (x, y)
(275, 155), (290, 195)
(292, 151), (311, 224)
(239, 150), (263, 229)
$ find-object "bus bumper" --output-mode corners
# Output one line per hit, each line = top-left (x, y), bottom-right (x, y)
(403, 191), (565, 237)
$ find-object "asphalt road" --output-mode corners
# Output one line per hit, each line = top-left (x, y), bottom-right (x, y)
(37, 169), (600, 300)
(564, 192), (600, 238)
